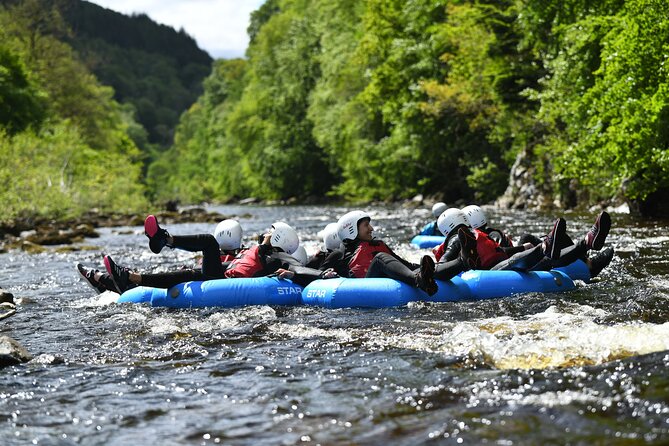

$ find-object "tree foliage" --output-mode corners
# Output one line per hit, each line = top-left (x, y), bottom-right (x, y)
(0, 1), (147, 221)
(3, 0), (669, 213)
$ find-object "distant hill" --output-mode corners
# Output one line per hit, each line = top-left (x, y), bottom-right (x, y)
(45, 0), (213, 148)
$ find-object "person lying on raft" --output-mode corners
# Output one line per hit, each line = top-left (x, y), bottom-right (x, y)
(320, 210), (444, 296)
(306, 223), (341, 269)
(433, 205), (523, 262)
(85, 219), (338, 294)
(435, 208), (613, 277)
(416, 202), (448, 237)
(78, 218), (246, 294)
(492, 212), (614, 278)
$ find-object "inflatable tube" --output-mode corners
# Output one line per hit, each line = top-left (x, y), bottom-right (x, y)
(302, 259), (591, 309)
(117, 276), (303, 308)
(117, 260), (591, 309)
(410, 235), (445, 249)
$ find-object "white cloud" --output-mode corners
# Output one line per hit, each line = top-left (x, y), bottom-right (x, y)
(87, 0), (266, 58)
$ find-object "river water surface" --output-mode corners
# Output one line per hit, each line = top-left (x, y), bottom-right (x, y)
(1, 204), (668, 445)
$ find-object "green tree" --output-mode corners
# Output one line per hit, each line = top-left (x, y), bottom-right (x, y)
(0, 44), (45, 134)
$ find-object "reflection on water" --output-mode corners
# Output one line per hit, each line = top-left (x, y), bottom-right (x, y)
(1, 204), (668, 444)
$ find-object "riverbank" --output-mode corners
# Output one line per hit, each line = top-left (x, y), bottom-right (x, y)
(0, 207), (236, 254)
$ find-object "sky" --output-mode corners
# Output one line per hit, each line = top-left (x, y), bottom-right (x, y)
(87, 0), (266, 59)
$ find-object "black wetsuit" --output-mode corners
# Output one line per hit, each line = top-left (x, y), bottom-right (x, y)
(320, 239), (465, 286)
(138, 234), (328, 289)
(321, 239), (422, 286)
(306, 250), (332, 269)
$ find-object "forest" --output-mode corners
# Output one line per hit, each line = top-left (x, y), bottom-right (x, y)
(1, 0), (669, 221)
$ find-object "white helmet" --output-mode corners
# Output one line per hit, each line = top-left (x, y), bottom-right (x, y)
(337, 210), (370, 242)
(292, 245), (308, 265)
(437, 208), (470, 238)
(432, 202), (448, 218)
(213, 219), (242, 250)
(269, 222), (299, 254)
(322, 223), (341, 251)
(462, 205), (487, 229)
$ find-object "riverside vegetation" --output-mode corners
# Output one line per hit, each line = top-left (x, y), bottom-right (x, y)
(2, 0), (669, 227)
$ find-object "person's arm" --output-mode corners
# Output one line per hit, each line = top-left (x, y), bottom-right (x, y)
(305, 251), (325, 269)
(320, 248), (349, 276)
(443, 237), (461, 262)
(275, 265), (339, 287)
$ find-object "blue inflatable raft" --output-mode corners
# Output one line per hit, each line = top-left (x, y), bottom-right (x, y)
(117, 276), (303, 308)
(116, 260), (591, 309)
(301, 260), (590, 308)
(411, 235), (445, 249)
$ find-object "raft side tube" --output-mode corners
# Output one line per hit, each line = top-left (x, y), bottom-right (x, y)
(410, 235), (445, 249)
(117, 286), (167, 304)
(151, 276), (303, 308)
(461, 269), (575, 300)
(425, 275), (473, 303)
(554, 259), (591, 283)
(302, 278), (423, 309)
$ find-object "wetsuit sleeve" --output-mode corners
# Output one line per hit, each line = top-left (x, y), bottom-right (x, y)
(320, 249), (348, 276)
(500, 245), (525, 256)
(443, 237), (461, 262)
(267, 251), (337, 286)
(287, 265), (333, 287)
(305, 251), (326, 269)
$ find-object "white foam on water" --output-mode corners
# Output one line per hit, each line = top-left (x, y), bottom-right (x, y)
(642, 236), (669, 245)
(149, 316), (184, 335)
(433, 305), (669, 369)
(71, 290), (120, 308)
(188, 306), (277, 332)
(271, 304), (669, 370)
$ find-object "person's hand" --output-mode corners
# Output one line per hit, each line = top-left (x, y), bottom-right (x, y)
(275, 268), (295, 279)
(321, 268), (339, 279)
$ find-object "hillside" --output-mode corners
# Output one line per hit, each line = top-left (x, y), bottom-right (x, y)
(58, 0), (213, 148)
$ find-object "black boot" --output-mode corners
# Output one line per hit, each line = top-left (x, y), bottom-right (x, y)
(543, 218), (567, 261)
(415, 255), (438, 296)
(589, 247), (614, 278)
(585, 211), (611, 251)
(457, 227), (479, 270)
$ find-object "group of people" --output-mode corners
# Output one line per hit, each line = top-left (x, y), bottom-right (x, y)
(78, 204), (614, 298)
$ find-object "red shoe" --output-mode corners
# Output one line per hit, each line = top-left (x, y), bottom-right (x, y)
(144, 215), (170, 254)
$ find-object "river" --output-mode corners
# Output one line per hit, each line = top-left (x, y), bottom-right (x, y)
(1, 204), (668, 445)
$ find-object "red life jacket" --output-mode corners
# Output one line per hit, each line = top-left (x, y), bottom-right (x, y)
(433, 242), (446, 262)
(196, 252), (238, 267)
(348, 241), (393, 278)
(224, 246), (264, 278)
(474, 229), (508, 269)
(220, 253), (236, 263)
(485, 227), (514, 248)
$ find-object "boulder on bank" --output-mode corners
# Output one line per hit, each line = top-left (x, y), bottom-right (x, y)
(0, 336), (32, 367)
(0, 289), (14, 305)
